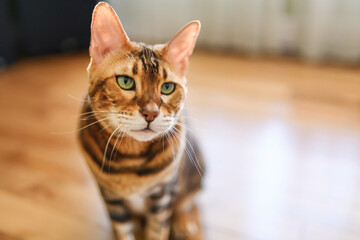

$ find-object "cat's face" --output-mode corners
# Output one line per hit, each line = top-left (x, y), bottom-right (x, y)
(87, 3), (200, 142)
(88, 44), (187, 142)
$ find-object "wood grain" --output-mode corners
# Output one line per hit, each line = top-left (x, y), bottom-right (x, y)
(0, 52), (359, 240)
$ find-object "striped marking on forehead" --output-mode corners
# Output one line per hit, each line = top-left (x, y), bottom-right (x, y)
(138, 47), (160, 75)
(163, 68), (167, 80)
(132, 62), (138, 75)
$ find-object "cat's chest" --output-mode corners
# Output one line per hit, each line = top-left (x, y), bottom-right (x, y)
(123, 184), (169, 214)
(126, 194), (147, 214)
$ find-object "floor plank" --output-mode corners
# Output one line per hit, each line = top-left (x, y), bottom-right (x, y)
(0, 52), (360, 239)
(0, 189), (112, 240)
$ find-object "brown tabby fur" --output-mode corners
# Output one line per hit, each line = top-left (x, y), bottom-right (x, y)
(77, 2), (204, 240)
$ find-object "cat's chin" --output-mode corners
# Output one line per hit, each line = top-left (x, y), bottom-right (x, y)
(127, 129), (161, 142)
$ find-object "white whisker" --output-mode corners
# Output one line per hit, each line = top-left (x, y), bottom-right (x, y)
(168, 131), (183, 179)
(100, 124), (123, 174)
(172, 127), (205, 179)
(66, 93), (95, 103)
(50, 117), (113, 135)
(108, 129), (125, 173)
(165, 132), (177, 179)
(113, 131), (126, 164)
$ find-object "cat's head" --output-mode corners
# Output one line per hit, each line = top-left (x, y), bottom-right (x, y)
(87, 2), (200, 142)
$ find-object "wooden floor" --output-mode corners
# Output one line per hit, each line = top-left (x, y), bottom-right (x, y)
(0, 51), (360, 240)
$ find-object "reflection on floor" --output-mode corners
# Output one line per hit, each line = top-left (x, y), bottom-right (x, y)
(0, 52), (359, 240)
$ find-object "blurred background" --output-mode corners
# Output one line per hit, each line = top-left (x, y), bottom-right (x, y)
(0, 0), (360, 240)
(1, 0), (360, 68)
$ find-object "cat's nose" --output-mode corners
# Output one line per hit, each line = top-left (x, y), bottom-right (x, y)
(142, 110), (159, 122)
(140, 103), (159, 122)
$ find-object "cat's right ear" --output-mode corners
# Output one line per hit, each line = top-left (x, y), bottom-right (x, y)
(89, 2), (129, 65)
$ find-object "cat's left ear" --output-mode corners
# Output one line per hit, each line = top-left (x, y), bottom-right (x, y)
(90, 2), (129, 65)
(164, 21), (201, 76)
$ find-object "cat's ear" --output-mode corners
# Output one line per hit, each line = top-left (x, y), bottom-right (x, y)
(164, 21), (201, 76)
(89, 2), (129, 65)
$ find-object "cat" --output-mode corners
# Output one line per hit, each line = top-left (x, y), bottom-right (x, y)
(77, 2), (205, 240)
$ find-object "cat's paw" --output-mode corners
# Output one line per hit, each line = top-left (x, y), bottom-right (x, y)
(172, 221), (201, 240)
(171, 207), (203, 240)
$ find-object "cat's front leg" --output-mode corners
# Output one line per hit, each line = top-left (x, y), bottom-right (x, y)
(171, 193), (203, 240)
(145, 190), (173, 240)
(105, 200), (136, 240)
(145, 209), (172, 240)
(112, 220), (135, 240)
(100, 186), (136, 239)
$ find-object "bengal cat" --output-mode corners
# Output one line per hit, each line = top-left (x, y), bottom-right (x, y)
(77, 3), (205, 240)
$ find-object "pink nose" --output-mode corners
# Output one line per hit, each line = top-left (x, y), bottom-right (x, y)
(140, 102), (159, 122)
(141, 110), (159, 122)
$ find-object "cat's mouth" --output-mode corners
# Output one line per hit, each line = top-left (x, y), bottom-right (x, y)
(132, 122), (156, 133)
(132, 124), (156, 133)
(134, 128), (155, 133)
(128, 127), (159, 142)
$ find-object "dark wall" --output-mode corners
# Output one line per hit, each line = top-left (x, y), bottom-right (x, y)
(0, 0), (17, 67)
(0, 0), (98, 69)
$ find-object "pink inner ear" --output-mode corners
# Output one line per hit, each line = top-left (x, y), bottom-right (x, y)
(166, 22), (200, 75)
(90, 3), (129, 65)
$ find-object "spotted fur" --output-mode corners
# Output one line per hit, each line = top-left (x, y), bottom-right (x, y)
(77, 2), (204, 240)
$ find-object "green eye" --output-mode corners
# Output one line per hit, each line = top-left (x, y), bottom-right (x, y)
(161, 82), (175, 95)
(116, 76), (135, 90)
